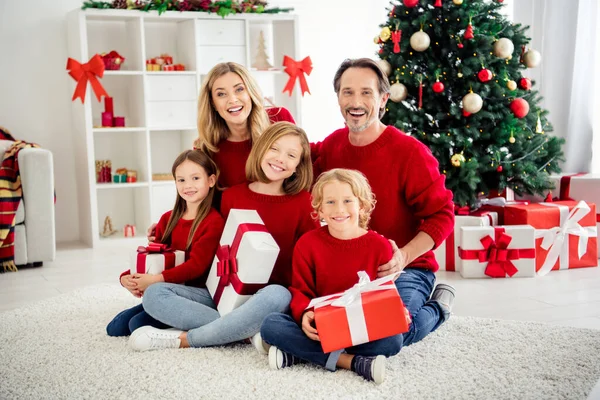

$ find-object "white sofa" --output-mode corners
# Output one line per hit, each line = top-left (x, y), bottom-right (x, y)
(0, 140), (55, 266)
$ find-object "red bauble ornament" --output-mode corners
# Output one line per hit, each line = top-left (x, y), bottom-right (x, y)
(519, 77), (532, 90)
(478, 68), (493, 82)
(379, 48), (384, 54)
(432, 81), (445, 93)
(510, 98), (530, 118)
(464, 24), (474, 40)
(462, 110), (471, 117)
(404, 0), (419, 7)
(458, 43), (464, 48)
(434, 0), (442, 7)
(497, 165), (503, 172)
(498, 0), (504, 2)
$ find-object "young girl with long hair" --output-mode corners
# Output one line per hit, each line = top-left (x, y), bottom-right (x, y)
(260, 169), (411, 384)
(130, 122), (319, 351)
(106, 150), (224, 337)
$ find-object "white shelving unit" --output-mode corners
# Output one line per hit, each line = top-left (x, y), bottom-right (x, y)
(67, 9), (301, 247)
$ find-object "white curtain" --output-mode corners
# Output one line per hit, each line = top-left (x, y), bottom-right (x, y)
(512, 0), (600, 173)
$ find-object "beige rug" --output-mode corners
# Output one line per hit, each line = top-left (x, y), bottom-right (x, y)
(1, 284), (600, 399)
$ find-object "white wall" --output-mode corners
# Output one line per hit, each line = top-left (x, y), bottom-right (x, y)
(0, 0), (389, 244)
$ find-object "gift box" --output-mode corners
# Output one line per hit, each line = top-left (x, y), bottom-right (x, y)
(504, 200), (598, 275)
(547, 173), (600, 258)
(124, 224), (136, 237)
(130, 243), (185, 275)
(459, 225), (536, 278)
(307, 272), (408, 353)
(206, 209), (280, 316)
(433, 210), (498, 272)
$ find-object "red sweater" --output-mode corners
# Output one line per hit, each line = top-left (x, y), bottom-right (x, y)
(313, 126), (454, 272)
(120, 208), (225, 287)
(289, 226), (393, 323)
(212, 107), (296, 189)
(221, 183), (320, 287)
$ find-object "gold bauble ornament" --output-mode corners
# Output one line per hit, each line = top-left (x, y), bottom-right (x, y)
(523, 49), (542, 68)
(390, 82), (408, 102)
(462, 92), (483, 114)
(377, 59), (392, 76)
(453, 0), (463, 4)
(380, 27), (392, 42)
(509, 136), (516, 144)
(410, 30), (431, 52)
(457, 72), (463, 78)
(493, 38), (514, 59)
(507, 80), (517, 90)
(451, 153), (466, 167)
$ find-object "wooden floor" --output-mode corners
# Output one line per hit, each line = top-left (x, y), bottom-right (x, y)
(2, 242), (600, 331)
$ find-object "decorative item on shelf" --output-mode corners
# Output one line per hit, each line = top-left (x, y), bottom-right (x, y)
(101, 50), (125, 70)
(282, 55), (312, 96)
(100, 97), (126, 127)
(96, 160), (112, 183)
(66, 54), (109, 103)
(146, 54), (186, 72)
(126, 170), (138, 183)
(100, 216), (118, 237)
(252, 31), (274, 70)
(113, 168), (128, 183)
(123, 224), (136, 237)
(152, 173), (174, 181)
(114, 116), (126, 127)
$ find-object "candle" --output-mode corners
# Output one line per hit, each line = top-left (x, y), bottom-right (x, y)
(101, 112), (114, 127)
(104, 97), (114, 114)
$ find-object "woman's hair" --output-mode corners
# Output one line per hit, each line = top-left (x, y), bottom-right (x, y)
(194, 62), (270, 154)
(311, 168), (376, 229)
(161, 150), (219, 250)
(245, 121), (312, 195)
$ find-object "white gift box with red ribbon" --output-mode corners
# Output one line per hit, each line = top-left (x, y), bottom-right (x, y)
(433, 211), (498, 272)
(459, 225), (536, 278)
(130, 243), (185, 275)
(206, 209), (279, 316)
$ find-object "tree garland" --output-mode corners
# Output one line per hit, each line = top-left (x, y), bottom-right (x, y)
(82, 0), (293, 17)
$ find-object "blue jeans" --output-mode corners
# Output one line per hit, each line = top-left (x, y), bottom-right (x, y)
(261, 267), (447, 370)
(142, 282), (291, 348)
(106, 303), (169, 337)
(261, 313), (403, 371)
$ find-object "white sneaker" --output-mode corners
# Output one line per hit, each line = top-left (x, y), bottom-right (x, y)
(129, 326), (183, 352)
(250, 332), (270, 355)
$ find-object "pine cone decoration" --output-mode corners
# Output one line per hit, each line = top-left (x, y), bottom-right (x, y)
(112, 0), (128, 9)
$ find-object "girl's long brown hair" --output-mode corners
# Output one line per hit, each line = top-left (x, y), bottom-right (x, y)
(161, 150), (219, 250)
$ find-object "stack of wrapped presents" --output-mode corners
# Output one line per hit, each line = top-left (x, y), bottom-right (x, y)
(434, 173), (599, 278)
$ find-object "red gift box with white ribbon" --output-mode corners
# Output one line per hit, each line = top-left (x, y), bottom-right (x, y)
(504, 200), (598, 275)
(306, 272), (408, 354)
(206, 209), (279, 316)
(458, 225), (536, 278)
(130, 243), (185, 275)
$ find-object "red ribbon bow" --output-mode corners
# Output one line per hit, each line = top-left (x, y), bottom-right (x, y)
(391, 30), (402, 53)
(454, 204), (471, 215)
(136, 243), (176, 274)
(212, 223), (271, 305)
(282, 56), (312, 97)
(458, 228), (535, 278)
(66, 54), (109, 103)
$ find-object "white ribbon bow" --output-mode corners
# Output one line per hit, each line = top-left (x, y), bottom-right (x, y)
(535, 201), (597, 276)
(306, 271), (400, 347)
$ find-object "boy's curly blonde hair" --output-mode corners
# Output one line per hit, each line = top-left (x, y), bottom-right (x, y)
(311, 168), (376, 230)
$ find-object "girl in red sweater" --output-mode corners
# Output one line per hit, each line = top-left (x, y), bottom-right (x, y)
(260, 168), (410, 384)
(106, 150), (224, 337)
(129, 121), (319, 352)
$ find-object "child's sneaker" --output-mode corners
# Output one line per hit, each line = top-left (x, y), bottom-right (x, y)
(129, 326), (183, 351)
(430, 283), (456, 319)
(268, 346), (301, 370)
(352, 355), (386, 384)
(250, 332), (270, 355)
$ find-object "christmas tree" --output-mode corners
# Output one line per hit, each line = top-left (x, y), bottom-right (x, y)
(252, 31), (274, 70)
(376, 0), (564, 207)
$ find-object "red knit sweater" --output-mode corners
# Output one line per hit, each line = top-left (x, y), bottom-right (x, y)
(120, 208), (225, 287)
(221, 183), (320, 287)
(313, 126), (454, 272)
(289, 226), (393, 323)
(212, 107), (296, 189)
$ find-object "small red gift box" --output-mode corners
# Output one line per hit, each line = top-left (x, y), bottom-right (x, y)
(307, 272), (408, 353)
(123, 224), (136, 237)
(504, 200), (598, 275)
(131, 243), (185, 275)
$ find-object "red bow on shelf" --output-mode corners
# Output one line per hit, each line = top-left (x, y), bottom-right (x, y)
(282, 56), (312, 97)
(66, 54), (109, 103)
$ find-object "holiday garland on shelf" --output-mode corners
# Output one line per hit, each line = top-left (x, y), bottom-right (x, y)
(377, 0), (564, 207)
(82, 0), (293, 16)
